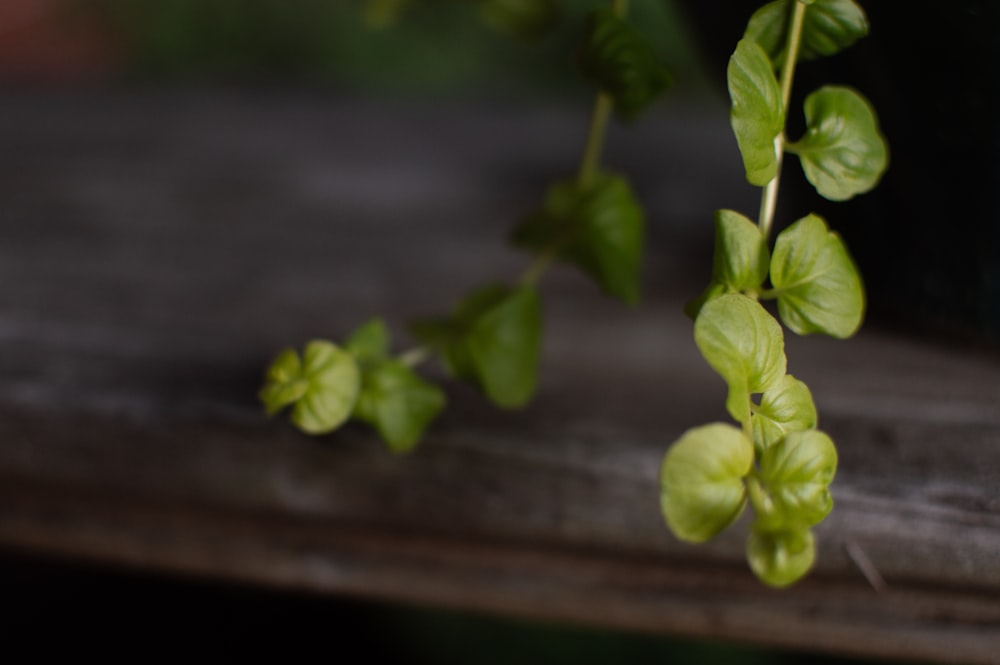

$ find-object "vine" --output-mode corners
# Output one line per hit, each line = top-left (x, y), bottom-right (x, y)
(259, 1), (671, 452)
(658, 0), (888, 586)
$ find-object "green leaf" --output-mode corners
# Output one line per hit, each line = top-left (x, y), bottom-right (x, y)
(259, 341), (361, 435)
(466, 285), (542, 408)
(479, 0), (560, 40)
(685, 210), (769, 320)
(512, 173), (644, 305)
(745, 0), (869, 68)
(750, 429), (837, 530)
(579, 9), (673, 120)
(746, 526), (816, 587)
(712, 209), (771, 292)
(770, 213), (865, 338)
(344, 318), (390, 364)
(354, 359), (446, 453)
(751, 374), (817, 454)
(789, 86), (888, 201)
(694, 294), (787, 424)
(411, 285), (542, 409)
(728, 38), (784, 186)
(660, 423), (754, 543)
(684, 282), (726, 321)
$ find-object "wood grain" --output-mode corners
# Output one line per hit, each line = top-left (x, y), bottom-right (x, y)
(0, 91), (997, 662)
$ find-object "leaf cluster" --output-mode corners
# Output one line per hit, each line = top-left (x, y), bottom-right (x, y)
(260, 3), (668, 451)
(260, 321), (446, 452)
(660, 0), (887, 587)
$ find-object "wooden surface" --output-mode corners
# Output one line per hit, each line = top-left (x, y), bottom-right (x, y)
(0, 91), (998, 662)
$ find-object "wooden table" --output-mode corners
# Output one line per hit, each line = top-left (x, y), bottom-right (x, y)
(0, 91), (997, 662)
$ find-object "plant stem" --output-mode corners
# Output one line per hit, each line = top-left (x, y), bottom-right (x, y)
(757, 0), (808, 240)
(523, 0), (630, 287)
(577, 0), (629, 188)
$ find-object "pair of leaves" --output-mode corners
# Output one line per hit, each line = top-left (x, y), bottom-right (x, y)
(659, 423), (836, 586)
(513, 173), (644, 305)
(745, 0), (869, 68)
(344, 320), (446, 452)
(692, 210), (864, 339)
(259, 320), (445, 452)
(578, 9), (673, 121)
(728, 38), (887, 200)
(411, 284), (542, 409)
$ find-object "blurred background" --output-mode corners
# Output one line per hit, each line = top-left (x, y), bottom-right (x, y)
(0, 0), (994, 661)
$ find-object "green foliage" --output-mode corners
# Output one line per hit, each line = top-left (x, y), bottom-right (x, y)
(262, 0), (664, 452)
(751, 429), (837, 529)
(728, 38), (785, 186)
(412, 285), (543, 408)
(346, 319), (447, 452)
(769, 213), (865, 337)
(259, 341), (361, 434)
(745, 0), (869, 68)
(479, 0), (562, 40)
(661, 0), (887, 587)
(789, 86), (889, 201)
(659, 423), (754, 543)
(513, 173), (645, 305)
(694, 294), (787, 424)
(579, 8), (673, 120)
(751, 374), (817, 454)
(746, 526), (816, 588)
(353, 360), (446, 453)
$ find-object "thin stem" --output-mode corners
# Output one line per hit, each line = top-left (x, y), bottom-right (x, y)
(757, 0), (808, 240)
(577, 92), (614, 188)
(397, 345), (431, 368)
(576, 0), (629, 187)
(525, 0), (629, 286)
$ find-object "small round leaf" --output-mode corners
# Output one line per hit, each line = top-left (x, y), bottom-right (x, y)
(770, 213), (865, 338)
(660, 423), (754, 543)
(753, 429), (838, 530)
(790, 86), (888, 201)
(694, 294), (787, 424)
(579, 9), (673, 120)
(747, 526), (816, 587)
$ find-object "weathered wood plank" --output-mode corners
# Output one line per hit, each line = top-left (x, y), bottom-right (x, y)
(0, 91), (997, 662)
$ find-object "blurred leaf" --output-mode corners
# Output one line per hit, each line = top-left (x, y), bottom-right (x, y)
(479, 0), (561, 40)
(345, 318), (391, 364)
(259, 340), (361, 434)
(746, 526), (816, 587)
(579, 8), (672, 120)
(660, 423), (754, 543)
(411, 284), (542, 408)
(513, 173), (644, 305)
(354, 359), (446, 452)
